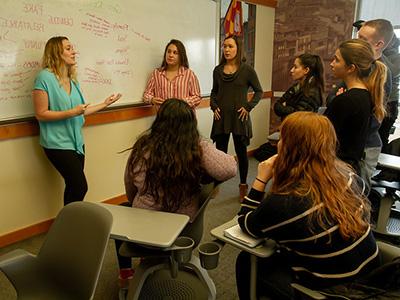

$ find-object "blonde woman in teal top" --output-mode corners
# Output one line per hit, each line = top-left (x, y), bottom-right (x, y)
(32, 36), (121, 205)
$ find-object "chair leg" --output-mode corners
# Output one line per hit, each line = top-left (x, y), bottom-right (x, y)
(123, 256), (216, 300)
(182, 255), (216, 300)
(249, 255), (258, 300)
(125, 258), (169, 300)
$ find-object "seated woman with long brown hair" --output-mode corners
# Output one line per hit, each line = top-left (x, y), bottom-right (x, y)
(235, 112), (378, 299)
(117, 98), (237, 287)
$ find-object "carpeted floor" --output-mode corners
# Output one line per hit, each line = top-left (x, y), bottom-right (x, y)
(0, 158), (259, 300)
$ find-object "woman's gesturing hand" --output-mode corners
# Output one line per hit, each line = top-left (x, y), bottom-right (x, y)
(104, 93), (122, 106)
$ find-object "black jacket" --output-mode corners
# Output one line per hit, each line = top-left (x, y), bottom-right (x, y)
(274, 83), (322, 119)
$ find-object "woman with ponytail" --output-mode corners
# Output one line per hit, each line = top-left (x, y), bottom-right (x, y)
(274, 53), (325, 120)
(325, 39), (386, 176)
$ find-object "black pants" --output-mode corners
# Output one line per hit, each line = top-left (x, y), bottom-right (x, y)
(236, 251), (294, 300)
(115, 202), (133, 270)
(115, 239), (132, 270)
(214, 133), (248, 184)
(43, 147), (88, 206)
(379, 101), (398, 153)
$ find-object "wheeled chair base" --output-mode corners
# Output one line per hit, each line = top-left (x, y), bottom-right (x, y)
(120, 255), (216, 300)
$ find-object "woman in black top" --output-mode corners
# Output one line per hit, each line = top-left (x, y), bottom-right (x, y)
(210, 35), (263, 200)
(325, 39), (386, 174)
(236, 112), (378, 300)
(274, 53), (325, 120)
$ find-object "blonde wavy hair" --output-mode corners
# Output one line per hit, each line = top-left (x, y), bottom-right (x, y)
(42, 36), (77, 82)
(271, 112), (371, 239)
(339, 39), (386, 121)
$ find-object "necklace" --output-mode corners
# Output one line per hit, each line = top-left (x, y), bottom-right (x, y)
(224, 64), (237, 74)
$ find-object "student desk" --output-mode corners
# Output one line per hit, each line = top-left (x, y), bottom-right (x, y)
(98, 203), (190, 247)
(374, 153), (400, 236)
(211, 218), (276, 300)
(99, 203), (216, 300)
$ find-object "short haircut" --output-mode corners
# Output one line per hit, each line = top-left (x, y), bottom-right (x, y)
(363, 19), (394, 47)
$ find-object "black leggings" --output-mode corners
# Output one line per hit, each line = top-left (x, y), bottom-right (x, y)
(236, 251), (294, 300)
(115, 239), (132, 269)
(214, 133), (248, 184)
(44, 147), (88, 206)
(115, 202), (134, 270)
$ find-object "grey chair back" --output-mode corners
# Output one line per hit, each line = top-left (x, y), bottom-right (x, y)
(291, 240), (400, 299)
(37, 201), (113, 299)
(377, 240), (400, 264)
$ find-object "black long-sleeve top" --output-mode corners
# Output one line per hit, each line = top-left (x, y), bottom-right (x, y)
(324, 88), (372, 172)
(210, 63), (263, 145)
(238, 186), (379, 288)
(274, 83), (322, 119)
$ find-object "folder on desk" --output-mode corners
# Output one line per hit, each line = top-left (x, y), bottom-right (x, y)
(223, 224), (264, 248)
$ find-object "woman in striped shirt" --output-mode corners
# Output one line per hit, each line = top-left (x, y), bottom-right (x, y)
(142, 39), (201, 109)
(235, 112), (379, 299)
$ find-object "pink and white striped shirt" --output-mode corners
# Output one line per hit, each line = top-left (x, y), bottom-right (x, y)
(142, 66), (201, 108)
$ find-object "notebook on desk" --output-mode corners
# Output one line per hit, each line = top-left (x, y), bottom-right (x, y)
(223, 224), (264, 248)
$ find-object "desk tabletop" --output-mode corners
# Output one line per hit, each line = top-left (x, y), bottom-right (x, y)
(378, 153), (400, 171)
(267, 131), (280, 142)
(98, 203), (190, 248)
(211, 218), (276, 258)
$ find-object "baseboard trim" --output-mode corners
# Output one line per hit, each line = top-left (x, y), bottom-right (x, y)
(0, 219), (55, 249)
(103, 194), (128, 205)
(0, 194), (127, 248)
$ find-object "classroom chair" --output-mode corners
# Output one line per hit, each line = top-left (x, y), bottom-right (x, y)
(291, 241), (400, 299)
(370, 178), (400, 243)
(369, 140), (400, 243)
(0, 201), (113, 300)
(118, 183), (218, 300)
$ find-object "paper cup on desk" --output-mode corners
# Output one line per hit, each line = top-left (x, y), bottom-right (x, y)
(172, 236), (194, 263)
(198, 242), (221, 270)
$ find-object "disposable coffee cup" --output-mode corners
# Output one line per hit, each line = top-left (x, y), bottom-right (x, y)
(198, 242), (221, 270)
(172, 236), (194, 263)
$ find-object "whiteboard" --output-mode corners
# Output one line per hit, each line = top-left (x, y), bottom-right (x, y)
(0, 0), (217, 121)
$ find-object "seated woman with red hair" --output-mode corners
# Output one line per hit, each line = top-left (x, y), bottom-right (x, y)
(235, 112), (378, 299)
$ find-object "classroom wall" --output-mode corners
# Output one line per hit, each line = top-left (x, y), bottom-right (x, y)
(0, 6), (274, 238)
(269, 0), (357, 133)
(0, 0), (218, 120)
(358, 0), (400, 25)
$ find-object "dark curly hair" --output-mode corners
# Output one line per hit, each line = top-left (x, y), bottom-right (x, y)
(126, 99), (203, 212)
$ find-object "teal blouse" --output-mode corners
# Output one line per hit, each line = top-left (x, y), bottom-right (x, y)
(33, 69), (85, 155)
